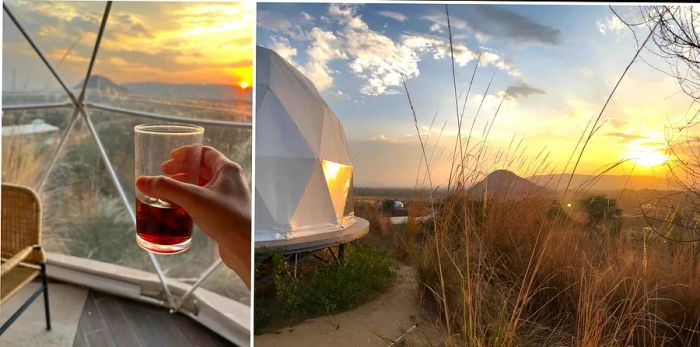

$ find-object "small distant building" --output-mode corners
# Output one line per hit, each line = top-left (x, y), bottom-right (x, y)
(393, 200), (404, 209)
(2, 119), (59, 145)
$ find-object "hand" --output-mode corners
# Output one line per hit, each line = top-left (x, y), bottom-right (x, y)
(135, 146), (251, 289)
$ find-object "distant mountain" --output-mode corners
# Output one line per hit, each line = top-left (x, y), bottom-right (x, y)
(528, 174), (681, 191)
(78, 75), (129, 96)
(467, 170), (552, 201)
(122, 82), (249, 101)
(77, 75), (249, 101)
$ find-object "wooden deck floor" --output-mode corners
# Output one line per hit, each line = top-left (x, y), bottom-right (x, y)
(72, 290), (234, 347)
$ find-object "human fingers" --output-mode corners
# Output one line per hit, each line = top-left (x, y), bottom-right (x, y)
(135, 175), (209, 215)
(201, 146), (231, 177)
(170, 144), (200, 163)
(165, 146), (221, 183)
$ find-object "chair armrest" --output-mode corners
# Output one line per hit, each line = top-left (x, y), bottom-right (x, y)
(1, 246), (36, 276)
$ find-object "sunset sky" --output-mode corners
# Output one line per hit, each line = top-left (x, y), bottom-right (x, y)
(258, 3), (699, 188)
(3, 0), (254, 90)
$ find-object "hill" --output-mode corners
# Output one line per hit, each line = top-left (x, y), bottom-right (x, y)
(78, 75), (129, 96)
(122, 82), (250, 101)
(467, 169), (552, 201)
(76, 75), (249, 101)
(528, 173), (680, 191)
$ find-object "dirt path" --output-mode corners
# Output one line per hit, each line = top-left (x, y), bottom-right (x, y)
(255, 264), (442, 346)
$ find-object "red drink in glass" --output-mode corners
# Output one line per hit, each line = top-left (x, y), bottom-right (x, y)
(135, 198), (193, 253)
(134, 124), (203, 254)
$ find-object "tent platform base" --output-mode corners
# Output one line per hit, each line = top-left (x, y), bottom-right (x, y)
(255, 217), (369, 254)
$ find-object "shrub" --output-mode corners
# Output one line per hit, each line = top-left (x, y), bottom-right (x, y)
(254, 244), (396, 332)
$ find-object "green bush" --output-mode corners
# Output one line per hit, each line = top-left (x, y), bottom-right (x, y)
(255, 244), (396, 332)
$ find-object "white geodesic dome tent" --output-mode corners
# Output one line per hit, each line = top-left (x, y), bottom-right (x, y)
(255, 46), (367, 249)
(2, 1), (251, 344)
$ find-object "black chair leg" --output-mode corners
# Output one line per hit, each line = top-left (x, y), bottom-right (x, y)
(41, 263), (51, 331)
(0, 278), (44, 335)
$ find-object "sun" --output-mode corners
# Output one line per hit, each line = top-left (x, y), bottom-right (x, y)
(625, 146), (667, 167)
(238, 81), (250, 89)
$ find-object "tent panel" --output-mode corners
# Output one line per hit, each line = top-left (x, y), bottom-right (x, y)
(265, 49), (319, 97)
(255, 84), (269, 110)
(266, 85), (326, 154)
(254, 189), (278, 237)
(255, 47), (272, 87)
(290, 161), (337, 231)
(256, 89), (316, 159)
(319, 109), (353, 165)
(255, 156), (317, 234)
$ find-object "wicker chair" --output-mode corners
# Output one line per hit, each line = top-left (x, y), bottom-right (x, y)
(0, 183), (51, 334)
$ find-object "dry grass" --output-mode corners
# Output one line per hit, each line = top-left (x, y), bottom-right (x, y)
(406, 153), (700, 346)
(399, 6), (700, 346)
(2, 133), (49, 187)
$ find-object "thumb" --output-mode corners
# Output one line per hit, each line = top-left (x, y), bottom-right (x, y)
(136, 175), (207, 214)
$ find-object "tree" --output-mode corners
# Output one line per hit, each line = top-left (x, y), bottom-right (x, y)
(614, 6), (700, 101)
(580, 195), (623, 235)
(615, 6), (700, 244)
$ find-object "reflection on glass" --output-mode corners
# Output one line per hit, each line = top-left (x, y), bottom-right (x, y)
(3, 0), (104, 93)
(38, 117), (152, 271)
(321, 159), (354, 223)
(2, 0), (253, 304)
(1, 109), (72, 187)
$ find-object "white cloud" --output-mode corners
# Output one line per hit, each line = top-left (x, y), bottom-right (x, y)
(268, 36), (297, 63)
(377, 10), (407, 22)
(301, 11), (314, 21)
(257, 10), (308, 41)
(327, 89), (350, 101)
(402, 33), (518, 75)
(289, 4), (519, 95)
(402, 33), (473, 67)
(421, 13), (467, 33)
(475, 32), (490, 44)
(480, 50), (520, 76)
(597, 15), (625, 36)
(299, 27), (347, 91)
(324, 4), (419, 95)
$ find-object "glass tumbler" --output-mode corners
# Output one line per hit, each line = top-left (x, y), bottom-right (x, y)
(134, 124), (204, 254)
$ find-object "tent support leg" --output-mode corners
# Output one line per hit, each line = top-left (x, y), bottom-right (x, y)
(312, 254), (327, 263)
(338, 244), (346, 263)
(328, 247), (339, 264)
